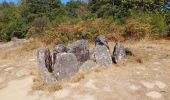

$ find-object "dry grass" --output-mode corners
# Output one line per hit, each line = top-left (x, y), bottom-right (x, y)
(32, 70), (68, 92)
(32, 77), (65, 92)
(21, 39), (44, 51)
(0, 40), (44, 60)
(37, 18), (126, 45)
(71, 73), (85, 83)
(92, 67), (107, 73)
(124, 18), (153, 40)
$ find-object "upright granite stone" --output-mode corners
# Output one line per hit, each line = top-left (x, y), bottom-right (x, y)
(112, 43), (126, 64)
(95, 35), (109, 49)
(54, 53), (79, 81)
(67, 40), (89, 62)
(53, 44), (67, 65)
(94, 46), (112, 67)
(37, 47), (56, 83)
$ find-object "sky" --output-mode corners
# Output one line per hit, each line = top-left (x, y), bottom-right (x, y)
(0, 0), (70, 4)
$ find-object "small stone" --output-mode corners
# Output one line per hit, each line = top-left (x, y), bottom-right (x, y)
(155, 81), (166, 89)
(153, 62), (161, 65)
(146, 91), (162, 99)
(16, 69), (30, 77)
(125, 48), (134, 56)
(67, 40), (89, 62)
(141, 81), (155, 89)
(0, 64), (9, 68)
(112, 43), (126, 64)
(79, 60), (97, 72)
(136, 71), (141, 75)
(95, 35), (109, 49)
(28, 59), (35, 62)
(94, 46), (112, 67)
(37, 47), (56, 83)
(128, 85), (141, 91)
(54, 53), (79, 81)
(4, 67), (14, 71)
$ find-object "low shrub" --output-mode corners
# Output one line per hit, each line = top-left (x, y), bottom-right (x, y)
(150, 14), (168, 37)
(124, 18), (152, 40)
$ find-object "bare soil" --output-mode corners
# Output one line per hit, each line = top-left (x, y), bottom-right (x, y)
(0, 39), (170, 100)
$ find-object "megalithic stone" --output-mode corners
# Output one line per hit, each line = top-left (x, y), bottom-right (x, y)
(53, 44), (67, 65)
(94, 45), (112, 67)
(79, 60), (97, 73)
(112, 43), (126, 64)
(37, 47), (56, 83)
(54, 53), (79, 81)
(95, 35), (109, 49)
(67, 40), (89, 63)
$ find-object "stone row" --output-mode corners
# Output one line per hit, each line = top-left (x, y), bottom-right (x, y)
(37, 35), (133, 83)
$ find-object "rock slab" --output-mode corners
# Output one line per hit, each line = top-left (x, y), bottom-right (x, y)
(79, 60), (97, 72)
(37, 47), (56, 83)
(94, 46), (112, 67)
(95, 35), (109, 49)
(54, 53), (79, 81)
(67, 40), (89, 62)
(112, 43), (126, 63)
(53, 44), (67, 65)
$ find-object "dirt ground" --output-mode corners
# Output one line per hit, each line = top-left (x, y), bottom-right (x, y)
(0, 39), (170, 100)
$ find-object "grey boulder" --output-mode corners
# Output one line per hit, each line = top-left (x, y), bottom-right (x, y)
(37, 47), (56, 83)
(54, 53), (79, 81)
(67, 40), (89, 62)
(95, 35), (109, 49)
(53, 44), (67, 65)
(79, 60), (97, 72)
(112, 43), (126, 63)
(94, 46), (112, 67)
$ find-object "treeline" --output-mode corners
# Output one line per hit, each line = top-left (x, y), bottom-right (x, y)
(0, 0), (169, 42)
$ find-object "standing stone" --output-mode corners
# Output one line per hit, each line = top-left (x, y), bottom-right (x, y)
(53, 44), (67, 65)
(125, 48), (134, 56)
(112, 43), (126, 64)
(67, 40), (89, 62)
(95, 35), (109, 49)
(94, 46), (112, 67)
(54, 53), (79, 81)
(79, 60), (97, 72)
(37, 47), (56, 83)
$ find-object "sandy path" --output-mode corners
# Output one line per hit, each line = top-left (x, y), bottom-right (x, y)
(0, 40), (170, 100)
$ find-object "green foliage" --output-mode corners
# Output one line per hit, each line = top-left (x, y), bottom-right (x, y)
(150, 14), (168, 37)
(124, 18), (152, 40)
(0, 0), (169, 41)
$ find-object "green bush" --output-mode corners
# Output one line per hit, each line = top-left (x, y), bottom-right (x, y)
(124, 18), (152, 40)
(164, 12), (170, 24)
(150, 14), (168, 37)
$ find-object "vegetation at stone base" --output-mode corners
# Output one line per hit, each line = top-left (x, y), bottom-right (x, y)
(0, 0), (170, 43)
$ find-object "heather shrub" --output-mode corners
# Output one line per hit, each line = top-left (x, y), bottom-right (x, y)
(124, 18), (152, 40)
